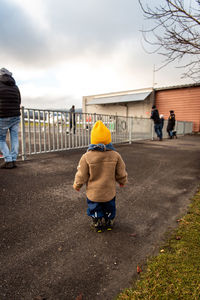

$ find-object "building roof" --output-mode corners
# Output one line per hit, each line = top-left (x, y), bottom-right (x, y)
(155, 82), (200, 91)
(87, 91), (152, 105)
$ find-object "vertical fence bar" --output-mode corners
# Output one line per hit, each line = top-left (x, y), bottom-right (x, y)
(60, 112), (64, 149)
(68, 113), (72, 148)
(56, 112), (59, 150)
(87, 113), (90, 145)
(33, 110), (36, 153)
(83, 113), (86, 146)
(129, 117), (132, 144)
(27, 109), (31, 154)
(75, 113), (77, 147)
(48, 111), (51, 151)
(20, 106), (26, 160)
(43, 111), (47, 152)
(86, 113), (88, 146)
(151, 122), (154, 140)
(52, 112), (55, 151)
(75, 113), (77, 148)
(78, 113), (81, 147)
(64, 112), (67, 149)
(115, 115), (117, 143)
(176, 121), (178, 136)
(38, 110), (42, 153)
(113, 116), (115, 143)
(71, 112), (74, 148)
(82, 113), (84, 146)
(123, 117), (125, 141)
(124, 116), (126, 142)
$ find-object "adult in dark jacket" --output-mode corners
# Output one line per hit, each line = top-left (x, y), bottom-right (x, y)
(150, 105), (163, 141)
(69, 105), (76, 134)
(0, 68), (21, 169)
(167, 110), (176, 139)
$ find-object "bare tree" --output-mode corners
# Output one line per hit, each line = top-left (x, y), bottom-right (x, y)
(138, 0), (200, 80)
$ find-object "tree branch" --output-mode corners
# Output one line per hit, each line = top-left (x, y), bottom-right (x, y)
(138, 0), (200, 80)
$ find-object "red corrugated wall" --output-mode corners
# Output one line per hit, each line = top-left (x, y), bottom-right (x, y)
(155, 87), (200, 132)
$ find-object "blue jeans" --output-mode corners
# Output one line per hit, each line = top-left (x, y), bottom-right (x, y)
(154, 123), (163, 139)
(87, 197), (116, 220)
(168, 130), (173, 137)
(0, 116), (20, 162)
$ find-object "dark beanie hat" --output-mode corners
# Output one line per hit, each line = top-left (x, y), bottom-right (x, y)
(0, 68), (12, 76)
(152, 105), (156, 109)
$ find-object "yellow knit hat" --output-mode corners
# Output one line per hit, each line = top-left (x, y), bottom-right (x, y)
(91, 120), (111, 145)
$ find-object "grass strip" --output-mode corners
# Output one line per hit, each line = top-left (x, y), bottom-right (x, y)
(117, 190), (200, 300)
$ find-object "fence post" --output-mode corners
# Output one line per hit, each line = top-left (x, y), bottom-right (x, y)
(20, 106), (26, 160)
(129, 117), (132, 144)
(183, 122), (186, 135)
(151, 122), (154, 140)
(176, 121), (178, 136)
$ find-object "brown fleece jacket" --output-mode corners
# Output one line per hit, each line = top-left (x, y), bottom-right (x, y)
(73, 150), (128, 202)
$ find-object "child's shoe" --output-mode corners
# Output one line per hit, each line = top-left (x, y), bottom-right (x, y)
(92, 218), (103, 233)
(105, 219), (114, 231)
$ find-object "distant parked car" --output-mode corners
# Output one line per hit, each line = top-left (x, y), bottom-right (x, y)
(48, 112), (66, 124)
(24, 110), (47, 121)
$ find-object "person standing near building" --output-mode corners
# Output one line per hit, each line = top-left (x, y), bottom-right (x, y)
(167, 110), (176, 139)
(69, 105), (76, 134)
(0, 68), (21, 169)
(150, 105), (163, 141)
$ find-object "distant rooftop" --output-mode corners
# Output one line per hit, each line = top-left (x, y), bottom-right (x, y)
(155, 82), (200, 91)
(87, 90), (152, 105)
(84, 82), (200, 106)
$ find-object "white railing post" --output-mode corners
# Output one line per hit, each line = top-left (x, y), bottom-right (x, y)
(151, 122), (154, 140)
(129, 117), (132, 144)
(20, 106), (26, 160)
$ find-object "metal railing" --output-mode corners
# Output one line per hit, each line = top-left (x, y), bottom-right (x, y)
(18, 107), (193, 160)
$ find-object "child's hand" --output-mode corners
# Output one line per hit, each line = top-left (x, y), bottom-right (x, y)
(73, 185), (80, 191)
(119, 184), (124, 187)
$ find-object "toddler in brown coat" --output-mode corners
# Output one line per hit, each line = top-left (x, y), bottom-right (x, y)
(73, 120), (127, 232)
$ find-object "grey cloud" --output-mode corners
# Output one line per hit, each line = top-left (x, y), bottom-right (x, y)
(0, 0), (146, 66)
(46, 0), (142, 49)
(0, 0), (48, 64)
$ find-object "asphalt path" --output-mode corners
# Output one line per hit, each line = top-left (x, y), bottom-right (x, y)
(0, 135), (200, 300)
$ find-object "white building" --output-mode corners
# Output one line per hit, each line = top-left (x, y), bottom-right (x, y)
(82, 87), (154, 118)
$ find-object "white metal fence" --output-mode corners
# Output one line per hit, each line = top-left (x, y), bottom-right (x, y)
(18, 107), (193, 160)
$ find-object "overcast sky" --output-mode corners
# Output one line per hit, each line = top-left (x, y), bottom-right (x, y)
(1, 0), (194, 109)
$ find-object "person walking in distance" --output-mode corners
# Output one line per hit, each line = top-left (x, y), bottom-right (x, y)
(73, 120), (128, 232)
(0, 68), (21, 169)
(150, 105), (163, 141)
(167, 110), (176, 139)
(69, 105), (76, 134)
